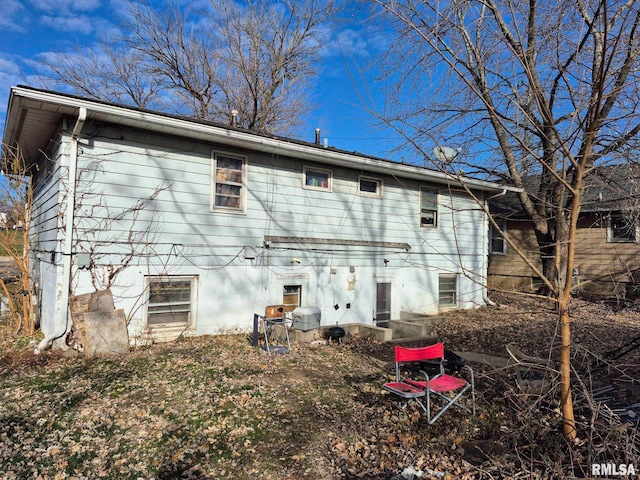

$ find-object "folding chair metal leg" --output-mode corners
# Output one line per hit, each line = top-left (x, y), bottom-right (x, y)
(428, 385), (472, 425)
(261, 316), (291, 354)
(283, 324), (291, 351)
(262, 317), (271, 354)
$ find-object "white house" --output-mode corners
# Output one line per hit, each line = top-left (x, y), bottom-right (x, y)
(3, 86), (508, 347)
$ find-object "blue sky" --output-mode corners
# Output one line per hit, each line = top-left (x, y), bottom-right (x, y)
(0, 0), (411, 161)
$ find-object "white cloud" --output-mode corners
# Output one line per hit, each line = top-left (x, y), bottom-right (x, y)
(28, 0), (101, 14)
(0, 56), (23, 78)
(0, 0), (27, 32)
(71, 0), (102, 11)
(336, 29), (371, 58)
(319, 25), (389, 61)
(39, 15), (96, 36)
(0, 54), (29, 136)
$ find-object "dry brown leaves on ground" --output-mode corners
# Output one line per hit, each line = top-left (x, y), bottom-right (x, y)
(0, 292), (639, 479)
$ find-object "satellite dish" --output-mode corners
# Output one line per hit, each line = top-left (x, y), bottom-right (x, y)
(433, 146), (460, 163)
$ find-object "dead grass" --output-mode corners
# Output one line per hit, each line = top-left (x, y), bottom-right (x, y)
(0, 293), (639, 479)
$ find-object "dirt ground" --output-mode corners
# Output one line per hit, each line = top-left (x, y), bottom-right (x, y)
(1, 291), (639, 479)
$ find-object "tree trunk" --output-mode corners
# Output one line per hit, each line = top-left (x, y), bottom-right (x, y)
(533, 229), (559, 296)
(558, 303), (576, 440)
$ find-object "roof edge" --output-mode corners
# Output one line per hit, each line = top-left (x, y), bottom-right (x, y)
(5, 86), (517, 193)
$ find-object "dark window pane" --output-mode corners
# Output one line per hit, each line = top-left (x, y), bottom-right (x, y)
(360, 179), (378, 193)
(215, 195), (240, 208)
(611, 214), (636, 241)
(421, 211), (436, 227)
(216, 184), (241, 196)
(217, 156), (243, 170)
(149, 280), (191, 304)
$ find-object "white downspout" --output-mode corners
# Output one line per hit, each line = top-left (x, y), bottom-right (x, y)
(35, 107), (86, 353)
(483, 188), (508, 307)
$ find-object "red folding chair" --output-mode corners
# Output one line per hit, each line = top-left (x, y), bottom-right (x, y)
(383, 343), (475, 424)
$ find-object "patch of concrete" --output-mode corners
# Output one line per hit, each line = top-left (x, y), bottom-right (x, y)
(69, 290), (129, 358)
(83, 309), (130, 358)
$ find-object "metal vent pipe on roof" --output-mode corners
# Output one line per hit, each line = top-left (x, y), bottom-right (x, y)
(315, 128), (321, 145)
(231, 109), (239, 127)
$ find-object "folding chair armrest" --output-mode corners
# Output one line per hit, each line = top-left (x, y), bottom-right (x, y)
(402, 369), (432, 390)
(461, 364), (475, 384)
(419, 369), (433, 385)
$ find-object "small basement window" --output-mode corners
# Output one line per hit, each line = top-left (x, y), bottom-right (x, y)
(147, 276), (197, 327)
(283, 285), (302, 313)
(303, 166), (332, 191)
(438, 274), (458, 309)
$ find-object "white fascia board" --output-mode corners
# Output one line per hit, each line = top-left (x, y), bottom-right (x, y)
(7, 86), (519, 193)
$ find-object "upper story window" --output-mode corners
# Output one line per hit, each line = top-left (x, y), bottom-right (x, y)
(490, 221), (507, 254)
(419, 187), (438, 228)
(358, 176), (382, 198)
(212, 152), (246, 212)
(608, 212), (637, 242)
(303, 166), (332, 191)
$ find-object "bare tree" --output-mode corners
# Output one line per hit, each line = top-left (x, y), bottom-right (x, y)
(0, 145), (35, 335)
(205, 0), (332, 132)
(40, 37), (166, 110)
(367, 0), (640, 440)
(39, 0), (334, 135)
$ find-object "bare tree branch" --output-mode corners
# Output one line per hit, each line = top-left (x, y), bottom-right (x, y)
(368, 0), (640, 442)
(36, 0), (334, 135)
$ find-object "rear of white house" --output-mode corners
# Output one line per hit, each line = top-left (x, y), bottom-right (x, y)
(3, 86), (505, 346)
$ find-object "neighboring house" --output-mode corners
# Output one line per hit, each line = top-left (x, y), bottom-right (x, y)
(488, 165), (640, 297)
(3, 86), (508, 346)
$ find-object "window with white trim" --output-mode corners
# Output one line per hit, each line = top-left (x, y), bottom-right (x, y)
(212, 152), (246, 212)
(438, 274), (458, 308)
(608, 212), (637, 243)
(490, 221), (507, 254)
(303, 166), (332, 191)
(283, 285), (302, 313)
(420, 187), (438, 227)
(147, 276), (197, 327)
(358, 176), (382, 198)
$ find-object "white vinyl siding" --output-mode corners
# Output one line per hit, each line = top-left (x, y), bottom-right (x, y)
(56, 124), (490, 337)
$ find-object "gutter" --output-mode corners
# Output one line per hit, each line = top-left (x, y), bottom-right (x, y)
(35, 107), (87, 354)
(9, 86), (519, 194)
